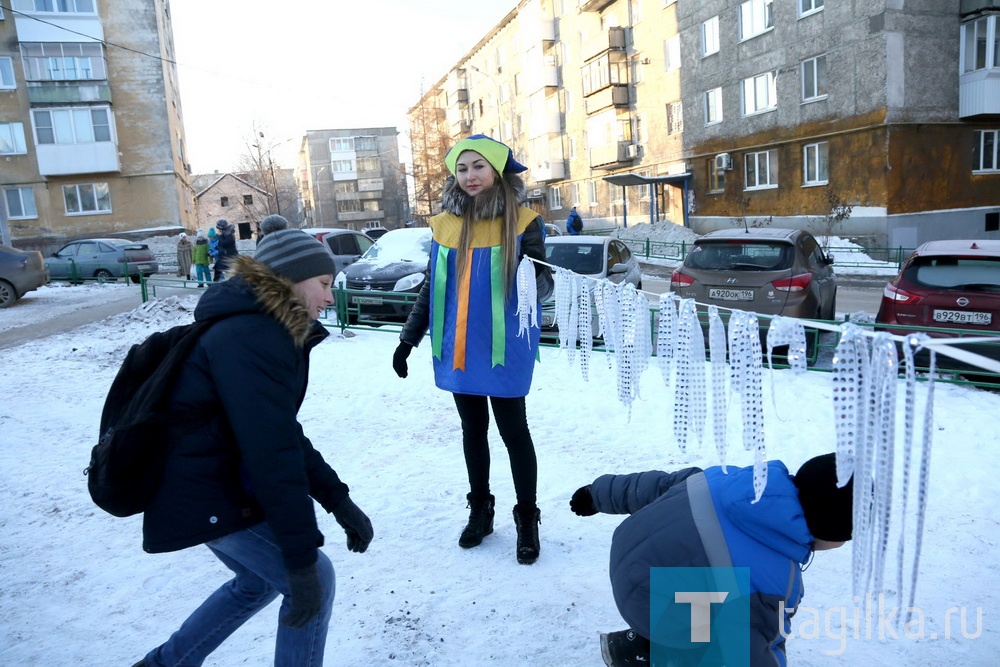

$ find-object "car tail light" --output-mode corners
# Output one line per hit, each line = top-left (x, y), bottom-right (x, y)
(882, 283), (923, 305)
(671, 269), (694, 289)
(771, 273), (812, 292)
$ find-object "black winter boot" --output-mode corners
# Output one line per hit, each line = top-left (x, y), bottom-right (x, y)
(458, 493), (495, 548)
(513, 504), (541, 564)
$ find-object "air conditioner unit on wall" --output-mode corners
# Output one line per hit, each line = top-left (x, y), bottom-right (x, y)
(626, 144), (640, 159)
(715, 153), (733, 171)
(530, 188), (544, 198)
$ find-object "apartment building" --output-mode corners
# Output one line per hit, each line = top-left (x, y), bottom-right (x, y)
(409, 0), (1000, 248)
(0, 0), (192, 249)
(296, 127), (409, 232)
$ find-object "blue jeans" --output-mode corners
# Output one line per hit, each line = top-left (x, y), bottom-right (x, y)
(145, 523), (335, 667)
(194, 264), (211, 285)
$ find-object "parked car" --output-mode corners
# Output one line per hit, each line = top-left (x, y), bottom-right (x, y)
(0, 245), (49, 308)
(540, 235), (643, 334)
(45, 239), (159, 283)
(365, 226), (390, 240)
(671, 228), (837, 321)
(314, 228), (374, 277)
(544, 223), (563, 238)
(875, 239), (1000, 372)
(336, 228), (433, 321)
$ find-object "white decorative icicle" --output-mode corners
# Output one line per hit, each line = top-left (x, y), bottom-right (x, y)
(567, 275), (582, 364)
(766, 315), (808, 374)
(656, 293), (678, 386)
(600, 281), (622, 369)
(514, 256), (538, 340)
(708, 306), (729, 472)
(832, 323), (865, 491)
(577, 280), (593, 380)
(553, 268), (574, 352)
(673, 299), (698, 453)
(869, 333), (897, 594)
(614, 284), (651, 418)
(905, 345), (936, 624)
(727, 310), (766, 501)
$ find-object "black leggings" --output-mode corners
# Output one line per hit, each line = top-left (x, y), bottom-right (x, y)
(452, 393), (537, 508)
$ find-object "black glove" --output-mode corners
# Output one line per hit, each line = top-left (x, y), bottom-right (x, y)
(332, 496), (374, 553)
(570, 485), (598, 517)
(281, 563), (322, 629)
(393, 341), (412, 378)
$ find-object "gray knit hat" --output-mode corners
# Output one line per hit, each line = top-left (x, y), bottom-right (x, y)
(259, 214), (289, 236)
(253, 229), (335, 283)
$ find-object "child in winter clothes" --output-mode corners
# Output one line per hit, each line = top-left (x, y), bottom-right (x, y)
(213, 219), (238, 281)
(393, 134), (554, 564)
(192, 230), (211, 286)
(571, 453), (855, 667)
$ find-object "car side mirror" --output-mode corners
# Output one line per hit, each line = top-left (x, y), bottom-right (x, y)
(825, 255), (835, 265)
(609, 263), (628, 274)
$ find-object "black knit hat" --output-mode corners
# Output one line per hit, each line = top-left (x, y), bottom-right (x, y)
(793, 453), (854, 542)
(253, 229), (335, 283)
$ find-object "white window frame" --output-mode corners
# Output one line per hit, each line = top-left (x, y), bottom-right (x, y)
(666, 100), (683, 134)
(742, 71), (777, 115)
(4, 186), (38, 219)
(798, 0), (823, 18)
(331, 159), (354, 172)
(974, 129), (999, 172)
(704, 87), (723, 125)
(588, 180), (599, 207)
(663, 34), (681, 71)
(20, 0), (96, 13)
(569, 136), (576, 160)
(32, 106), (112, 145)
(744, 149), (778, 190)
(701, 17), (720, 57)
(802, 55), (828, 102)
(739, 0), (774, 42)
(0, 57), (15, 89)
(549, 187), (562, 210)
(961, 16), (999, 73)
(708, 159), (726, 193)
(63, 181), (111, 215)
(803, 142), (829, 186)
(571, 182), (580, 206)
(0, 122), (27, 154)
(330, 137), (353, 152)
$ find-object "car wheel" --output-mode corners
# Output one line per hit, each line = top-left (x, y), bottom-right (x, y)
(94, 269), (113, 281)
(636, 280), (643, 291)
(130, 274), (142, 284)
(0, 279), (15, 308)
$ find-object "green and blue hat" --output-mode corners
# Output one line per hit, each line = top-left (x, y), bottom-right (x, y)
(445, 134), (527, 176)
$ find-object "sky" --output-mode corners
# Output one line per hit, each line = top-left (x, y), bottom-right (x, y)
(1, 230), (998, 664)
(168, 0), (519, 174)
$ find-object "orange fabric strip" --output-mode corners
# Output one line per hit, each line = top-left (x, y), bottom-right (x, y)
(453, 249), (474, 371)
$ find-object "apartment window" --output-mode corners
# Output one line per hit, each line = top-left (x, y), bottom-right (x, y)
(0, 57), (15, 88)
(0, 122), (27, 154)
(32, 107), (112, 144)
(571, 182), (580, 205)
(4, 187), (37, 219)
(961, 16), (999, 73)
(803, 142), (829, 185)
(666, 100), (683, 134)
(582, 54), (628, 95)
(63, 182), (111, 214)
(335, 181), (357, 193)
(21, 42), (107, 82)
(744, 149), (778, 190)
(550, 187), (562, 210)
(565, 89), (573, 113)
(499, 82), (510, 103)
(588, 180), (599, 206)
(704, 88), (723, 125)
(739, 0), (773, 41)
(357, 157), (379, 171)
(243, 194), (253, 205)
(802, 55), (828, 101)
(799, 0), (823, 17)
(330, 137), (353, 152)
(220, 196), (229, 207)
(974, 130), (999, 172)
(701, 17), (720, 57)
(362, 200), (381, 212)
(707, 159), (726, 193)
(664, 35), (681, 71)
(354, 136), (378, 151)
(23, 0), (96, 13)
(337, 199), (362, 213)
(332, 159), (354, 172)
(742, 71), (777, 115)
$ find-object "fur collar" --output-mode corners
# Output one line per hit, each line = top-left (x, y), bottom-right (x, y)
(441, 174), (526, 218)
(228, 255), (314, 347)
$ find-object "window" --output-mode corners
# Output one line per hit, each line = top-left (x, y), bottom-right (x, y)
(802, 55), (828, 101)
(744, 149), (778, 190)
(803, 142), (829, 185)
(337, 199), (362, 213)
(354, 136), (377, 151)
(582, 53), (628, 95)
(588, 180), (599, 206)
(23, 0), (95, 12)
(220, 196), (229, 207)
(707, 159), (726, 193)
(799, 0), (823, 17)
(664, 35), (681, 71)
(666, 100), (683, 134)
(243, 194), (253, 205)
(0, 122), (27, 154)
(4, 187), (37, 219)
(549, 187), (562, 210)
(739, 0), (773, 41)
(335, 181), (357, 193)
(332, 159), (354, 172)
(974, 130), (999, 172)
(704, 88), (723, 125)
(569, 137), (576, 160)
(330, 137), (353, 152)
(961, 16), (999, 73)
(357, 157), (379, 171)
(571, 182), (580, 205)
(362, 200), (381, 212)
(742, 71), (777, 115)
(701, 17), (720, 57)
(32, 107), (112, 144)
(21, 43), (106, 82)
(0, 57), (15, 88)
(63, 182), (111, 214)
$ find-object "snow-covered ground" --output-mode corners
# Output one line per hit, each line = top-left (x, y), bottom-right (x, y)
(2, 225), (996, 665)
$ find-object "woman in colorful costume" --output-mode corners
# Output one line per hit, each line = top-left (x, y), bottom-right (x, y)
(393, 135), (554, 564)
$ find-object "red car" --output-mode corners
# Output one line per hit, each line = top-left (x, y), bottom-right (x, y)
(875, 239), (1000, 371)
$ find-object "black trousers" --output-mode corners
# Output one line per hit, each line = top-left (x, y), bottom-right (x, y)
(452, 393), (537, 508)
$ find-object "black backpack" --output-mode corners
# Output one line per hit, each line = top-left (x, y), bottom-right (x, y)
(570, 214), (583, 233)
(86, 318), (221, 517)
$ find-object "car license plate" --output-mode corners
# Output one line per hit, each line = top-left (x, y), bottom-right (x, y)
(137, 264), (152, 271)
(352, 295), (383, 305)
(708, 288), (755, 302)
(542, 313), (556, 327)
(933, 309), (992, 325)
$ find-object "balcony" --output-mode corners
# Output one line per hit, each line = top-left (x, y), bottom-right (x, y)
(27, 83), (112, 105)
(589, 142), (635, 170)
(36, 142), (120, 176)
(960, 70), (1000, 117)
(580, 0), (617, 12)
(531, 159), (566, 182)
(584, 26), (626, 61)
(529, 110), (562, 138)
(585, 85), (630, 115)
(452, 88), (469, 105)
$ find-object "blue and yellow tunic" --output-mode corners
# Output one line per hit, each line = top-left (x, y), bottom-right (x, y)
(427, 206), (542, 398)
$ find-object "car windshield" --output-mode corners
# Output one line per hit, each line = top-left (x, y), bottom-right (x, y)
(684, 241), (793, 271)
(907, 257), (1000, 291)
(546, 243), (604, 275)
(360, 231), (431, 266)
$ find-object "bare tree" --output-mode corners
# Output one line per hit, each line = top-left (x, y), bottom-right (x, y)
(408, 91), (453, 224)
